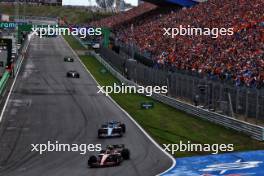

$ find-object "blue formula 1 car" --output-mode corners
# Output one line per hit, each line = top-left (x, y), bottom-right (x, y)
(98, 121), (126, 138)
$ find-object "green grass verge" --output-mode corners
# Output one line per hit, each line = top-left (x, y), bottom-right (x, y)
(63, 35), (86, 51)
(65, 35), (264, 158)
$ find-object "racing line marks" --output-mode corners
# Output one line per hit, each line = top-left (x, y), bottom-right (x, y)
(61, 36), (176, 176)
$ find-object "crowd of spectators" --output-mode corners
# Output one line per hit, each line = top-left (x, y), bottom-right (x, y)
(92, 0), (264, 88)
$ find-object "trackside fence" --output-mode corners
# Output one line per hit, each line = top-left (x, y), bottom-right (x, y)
(98, 47), (264, 122)
(14, 35), (31, 75)
(0, 72), (10, 97)
(0, 34), (31, 100)
(88, 51), (264, 141)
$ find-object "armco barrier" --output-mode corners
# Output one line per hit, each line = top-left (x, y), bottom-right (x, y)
(0, 71), (10, 96)
(89, 51), (264, 141)
(99, 47), (264, 120)
(73, 35), (88, 49)
(14, 35), (31, 75)
(0, 34), (31, 99)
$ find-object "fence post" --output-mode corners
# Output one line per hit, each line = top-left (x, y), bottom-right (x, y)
(256, 90), (259, 123)
(173, 74), (177, 97)
(228, 92), (235, 118)
(245, 90), (249, 121)
(220, 84), (223, 101)
(179, 76), (183, 98)
(211, 83), (215, 110)
(192, 79), (195, 105)
(167, 72), (171, 97)
(236, 88), (240, 114)
(176, 75), (179, 97)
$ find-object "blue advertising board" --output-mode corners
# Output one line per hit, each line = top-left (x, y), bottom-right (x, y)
(166, 0), (197, 7)
(162, 150), (264, 176)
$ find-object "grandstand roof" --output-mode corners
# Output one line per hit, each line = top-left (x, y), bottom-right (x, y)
(143, 0), (197, 7)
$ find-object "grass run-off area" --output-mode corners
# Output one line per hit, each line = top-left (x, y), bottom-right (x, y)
(64, 35), (264, 158)
(64, 35), (86, 51)
(0, 4), (112, 24)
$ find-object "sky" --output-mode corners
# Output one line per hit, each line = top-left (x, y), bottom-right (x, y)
(62, 0), (138, 6)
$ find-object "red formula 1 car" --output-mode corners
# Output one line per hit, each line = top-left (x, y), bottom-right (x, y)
(88, 144), (130, 168)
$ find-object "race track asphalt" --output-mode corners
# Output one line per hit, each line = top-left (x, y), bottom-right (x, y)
(0, 35), (172, 176)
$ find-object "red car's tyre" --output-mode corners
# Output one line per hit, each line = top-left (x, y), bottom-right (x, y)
(113, 155), (122, 166)
(88, 155), (97, 167)
(121, 148), (130, 160)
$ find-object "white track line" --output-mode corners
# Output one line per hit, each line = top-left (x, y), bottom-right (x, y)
(0, 35), (32, 123)
(62, 36), (176, 176)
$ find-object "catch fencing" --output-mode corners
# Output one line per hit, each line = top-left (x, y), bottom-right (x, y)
(90, 50), (264, 141)
(98, 47), (264, 124)
(0, 33), (31, 100)
(14, 34), (31, 75)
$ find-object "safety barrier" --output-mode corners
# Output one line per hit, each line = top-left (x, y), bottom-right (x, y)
(73, 35), (88, 49)
(14, 35), (31, 75)
(0, 34), (31, 99)
(89, 51), (264, 141)
(15, 16), (58, 24)
(0, 72), (10, 97)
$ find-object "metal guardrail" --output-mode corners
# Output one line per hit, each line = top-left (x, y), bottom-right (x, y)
(90, 51), (264, 141)
(15, 16), (58, 21)
(0, 34), (30, 99)
(14, 35), (31, 75)
(72, 35), (88, 49)
(103, 44), (264, 120)
(0, 71), (10, 97)
(0, 34), (31, 99)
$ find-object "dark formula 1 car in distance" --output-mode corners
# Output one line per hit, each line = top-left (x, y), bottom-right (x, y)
(88, 144), (130, 168)
(66, 71), (80, 78)
(98, 121), (126, 138)
(64, 57), (74, 62)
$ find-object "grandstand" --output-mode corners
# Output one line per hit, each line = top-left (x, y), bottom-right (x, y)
(92, 0), (264, 89)
(88, 0), (264, 121)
